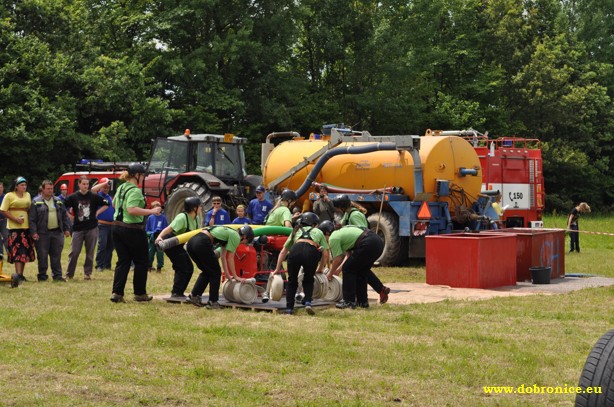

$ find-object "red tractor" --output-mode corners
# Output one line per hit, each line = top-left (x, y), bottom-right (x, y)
(55, 130), (262, 224)
(142, 130), (262, 222)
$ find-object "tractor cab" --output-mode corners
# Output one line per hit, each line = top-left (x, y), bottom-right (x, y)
(143, 130), (260, 222)
(146, 131), (247, 181)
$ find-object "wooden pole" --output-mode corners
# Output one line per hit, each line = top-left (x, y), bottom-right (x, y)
(375, 186), (386, 234)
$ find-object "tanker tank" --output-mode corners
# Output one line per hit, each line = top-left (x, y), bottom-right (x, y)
(262, 134), (482, 214)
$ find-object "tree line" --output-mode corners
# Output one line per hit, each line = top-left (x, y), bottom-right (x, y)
(1, 0), (613, 212)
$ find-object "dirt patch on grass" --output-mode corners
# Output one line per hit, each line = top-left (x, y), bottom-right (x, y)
(372, 276), (614, 305)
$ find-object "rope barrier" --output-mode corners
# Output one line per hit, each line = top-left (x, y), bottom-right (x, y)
(563, 229), (614, 237)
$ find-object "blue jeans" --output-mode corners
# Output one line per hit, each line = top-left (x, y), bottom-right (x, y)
(96, 223), (114, 269)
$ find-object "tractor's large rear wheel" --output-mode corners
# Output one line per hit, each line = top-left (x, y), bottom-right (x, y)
(367, 212), (404, 266)
(164, 182), (213, 226)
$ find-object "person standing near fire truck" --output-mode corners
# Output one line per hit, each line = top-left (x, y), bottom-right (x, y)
(110, 164), (161, 303)
(65, 175), (109, 280)
(567, 202), (591, 253)
(29, 180), (71, 282)
(92, 177), (115, 272)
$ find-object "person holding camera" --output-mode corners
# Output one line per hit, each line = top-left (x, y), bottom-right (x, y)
(312, 185), (335, 222)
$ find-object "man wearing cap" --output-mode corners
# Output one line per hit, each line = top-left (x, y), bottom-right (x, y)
(29, 180), (71, 282)
(56, 183), (72, 234)
(247, 185), (272, 224)
(65, 175), (109, 280)
(92, 177), (115, 272)
(57, 183), (69, 204)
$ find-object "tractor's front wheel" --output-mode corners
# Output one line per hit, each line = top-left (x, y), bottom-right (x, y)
(164, 182), (213, 225)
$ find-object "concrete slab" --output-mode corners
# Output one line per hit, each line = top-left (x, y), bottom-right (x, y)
(369, 276), (614, 305)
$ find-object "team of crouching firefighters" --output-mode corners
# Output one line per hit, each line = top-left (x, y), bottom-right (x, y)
(2, 168), (389, 314)
(151, 187), (390, 315)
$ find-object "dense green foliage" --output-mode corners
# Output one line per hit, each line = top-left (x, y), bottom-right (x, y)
(1, 0), (613, 211)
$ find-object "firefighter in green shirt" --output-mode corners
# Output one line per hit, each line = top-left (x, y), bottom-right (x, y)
(185, 225), (255, 308)
(333, 194), (390, 304)
(325, 223), (384, 309)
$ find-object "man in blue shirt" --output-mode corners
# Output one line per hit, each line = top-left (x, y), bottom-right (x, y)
(247, 185), (272, 224)
(205, 196), (230, 225)
(92, 178), (115, 272)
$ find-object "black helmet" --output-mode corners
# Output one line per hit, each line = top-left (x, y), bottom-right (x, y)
(280, 188), (297, 202)
(127, 163), (146, 175)
(299, 212), (319, 226)
(184, 196), (201, 212)
(318, 220), (334, 234)
(239, 225), (255, 243)
(333, 194), (351, 209)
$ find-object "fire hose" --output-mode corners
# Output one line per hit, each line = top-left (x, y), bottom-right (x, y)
(156, 225), (292, 251)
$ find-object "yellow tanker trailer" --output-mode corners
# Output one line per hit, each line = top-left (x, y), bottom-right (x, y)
(261, 127), (484, 265)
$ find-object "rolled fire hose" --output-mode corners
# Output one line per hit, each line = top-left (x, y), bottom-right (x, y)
(323, 275), (343, 302)
(222, 278), (265, 304)
(156, 225), (292, 251)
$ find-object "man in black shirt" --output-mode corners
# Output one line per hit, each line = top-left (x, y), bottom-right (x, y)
(65, 176), (109, 279)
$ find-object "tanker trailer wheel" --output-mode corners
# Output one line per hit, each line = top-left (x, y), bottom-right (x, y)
(367, 212), (403, 266)
(575, 328), (614, 406)
(164, 182), (213, 225)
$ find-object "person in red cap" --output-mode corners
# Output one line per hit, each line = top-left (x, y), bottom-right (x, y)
(57, 183), (68, 203)
(92, 177), (115, 271)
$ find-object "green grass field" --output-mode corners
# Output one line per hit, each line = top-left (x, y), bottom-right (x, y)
(1, 215), (613, 406)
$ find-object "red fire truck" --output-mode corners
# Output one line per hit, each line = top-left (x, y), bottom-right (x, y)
(452, 130), (545, 228)
(53, 160), (127, 196)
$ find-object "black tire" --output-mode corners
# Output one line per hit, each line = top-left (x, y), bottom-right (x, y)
(164, 182), (213, 225)
(576, 328), (614, 406)
(367, 212), (403, 266)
